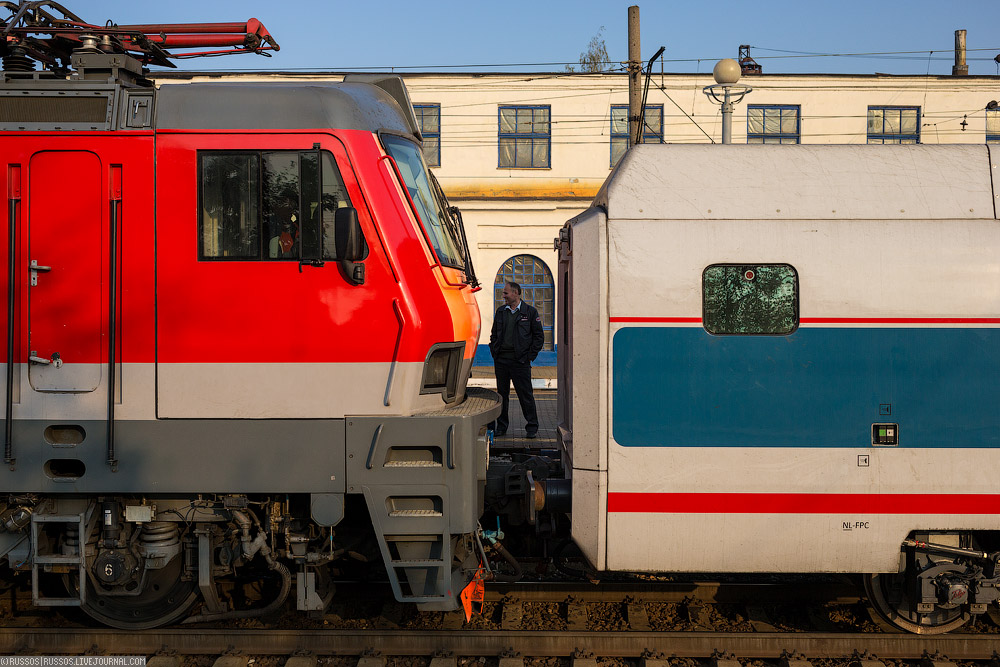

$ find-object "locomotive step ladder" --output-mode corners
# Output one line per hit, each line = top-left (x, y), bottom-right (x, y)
(380, 510), (452, 604)
(349, 410), (495, 608)
(31, 511), (87, 607)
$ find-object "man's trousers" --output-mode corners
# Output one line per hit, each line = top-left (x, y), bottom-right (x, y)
(493, 358), (538, 435)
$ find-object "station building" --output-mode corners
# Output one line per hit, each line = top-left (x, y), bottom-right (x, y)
(157, 69), (1000, 366)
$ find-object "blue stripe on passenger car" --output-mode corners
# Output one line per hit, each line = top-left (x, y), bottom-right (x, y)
(612, 326), (1000, 448)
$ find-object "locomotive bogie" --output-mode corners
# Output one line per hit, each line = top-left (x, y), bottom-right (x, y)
(8, 494), (338, 627)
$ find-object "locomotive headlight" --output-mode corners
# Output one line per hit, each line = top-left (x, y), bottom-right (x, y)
(420, 342), (465, 402)
(424, 352), (450, 387)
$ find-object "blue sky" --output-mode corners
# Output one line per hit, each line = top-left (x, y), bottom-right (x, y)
(51, 1), (1000, 75)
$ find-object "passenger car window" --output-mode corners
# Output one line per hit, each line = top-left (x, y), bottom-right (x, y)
(703, 264), (798, 335)
(199, 150), (354, 261)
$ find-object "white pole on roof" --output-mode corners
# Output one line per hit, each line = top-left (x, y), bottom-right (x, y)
(703, 59), (751, 145)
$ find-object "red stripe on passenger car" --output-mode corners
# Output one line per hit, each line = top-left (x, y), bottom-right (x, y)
(800, 317), (1000, 324)
(609, 317), (702, 323)
(608, 317), (1000, 324)
(607, 492), (1000, 514)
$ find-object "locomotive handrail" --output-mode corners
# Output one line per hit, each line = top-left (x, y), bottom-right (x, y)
(106, 165), (120, 472)
(446, 424), (455, 470)
(383, 299), (405, 407)
(4, 164), (19, 469)
(365, 424), (383, 470)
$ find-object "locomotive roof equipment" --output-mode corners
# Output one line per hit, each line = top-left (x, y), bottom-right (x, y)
(1, 1), (278, 73)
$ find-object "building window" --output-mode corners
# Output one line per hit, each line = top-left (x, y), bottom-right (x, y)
(198, 150), (357, 261)
(494, 255), (555, 350)
(498, 105), (550, 168)
(610, 104), (664, 167)
(413, 103), (441, 166)
(702, 264), (798, 336)
(988, 109), (1000, 145)
(747, 105), (800, 144)
(867, 106), (920, 144)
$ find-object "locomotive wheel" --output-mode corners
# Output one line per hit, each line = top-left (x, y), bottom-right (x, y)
(863, 572), (970, 634)
(986, 602), (1000, 628)
(72, 557), (199, 630)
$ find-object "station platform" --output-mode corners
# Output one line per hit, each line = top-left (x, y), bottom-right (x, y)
(470, 366), (558, 446)
(468, 365), (557, 390)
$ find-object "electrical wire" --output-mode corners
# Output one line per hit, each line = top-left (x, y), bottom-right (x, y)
(751, 46), (1000, 61)
(160, 45), (1000, 73)
(161, 45), (999, 146)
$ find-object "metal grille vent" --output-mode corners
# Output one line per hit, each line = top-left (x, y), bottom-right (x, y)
(0, 95), (109, 123)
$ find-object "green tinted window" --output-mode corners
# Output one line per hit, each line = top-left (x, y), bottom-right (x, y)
(703, 264), (798, 335)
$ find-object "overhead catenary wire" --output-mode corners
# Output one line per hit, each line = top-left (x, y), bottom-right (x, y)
(218, 44), (1000, 149)
(656, 82), (715, 144)
(162, 45), (1000, 73)
(751, 46), (1000, 62)
(407, 107), (994, 135)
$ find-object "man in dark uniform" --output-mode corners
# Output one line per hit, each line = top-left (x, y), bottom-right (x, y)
(489, 281), (545, 438)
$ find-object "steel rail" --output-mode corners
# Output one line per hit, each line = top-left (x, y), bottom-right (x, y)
(482, 580), (861, 604)
(327, 579), (862, 604)
(1, 628), (998, 658)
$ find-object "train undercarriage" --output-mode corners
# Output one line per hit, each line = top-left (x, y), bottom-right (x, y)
(0, 494), (401, 628)
(4, 488), (1000, 634)
(862, 531), (1000, 633)
(494, 454), (1000, 635)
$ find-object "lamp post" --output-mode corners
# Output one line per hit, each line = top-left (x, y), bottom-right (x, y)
(703, 59), (752, 144)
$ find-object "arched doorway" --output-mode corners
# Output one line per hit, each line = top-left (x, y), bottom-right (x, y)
(494, 254), (554, 352)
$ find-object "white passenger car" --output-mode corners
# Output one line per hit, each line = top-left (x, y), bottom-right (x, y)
(556, 144), (1000, 633)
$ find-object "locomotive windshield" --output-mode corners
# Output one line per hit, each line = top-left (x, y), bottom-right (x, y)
(382, 134), (467, 271)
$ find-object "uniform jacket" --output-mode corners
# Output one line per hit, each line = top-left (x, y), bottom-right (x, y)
(489, 301), (545, 364)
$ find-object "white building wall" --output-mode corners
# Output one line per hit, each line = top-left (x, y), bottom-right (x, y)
(161, 70), (1000, 364)
(400, 72), (999, 364)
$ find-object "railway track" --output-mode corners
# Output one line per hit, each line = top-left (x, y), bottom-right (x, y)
(1, 579), (998, 661)
(302, 578), (862, 605)
(483, 579), (862, 603)
(2, 627), (1000, 661)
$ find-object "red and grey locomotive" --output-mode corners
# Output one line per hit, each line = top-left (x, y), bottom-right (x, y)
(0, 2), (499, 628)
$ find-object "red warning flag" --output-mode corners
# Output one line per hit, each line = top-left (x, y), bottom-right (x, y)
(459, 565), (486, 622)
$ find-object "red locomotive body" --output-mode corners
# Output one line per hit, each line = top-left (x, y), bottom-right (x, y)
(0, 4), (499, 628)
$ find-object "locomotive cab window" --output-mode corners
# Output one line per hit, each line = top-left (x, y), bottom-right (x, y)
(381, 134), (465, 269)
(199, 150), (360, 261)
(702, 264), (798, 335)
